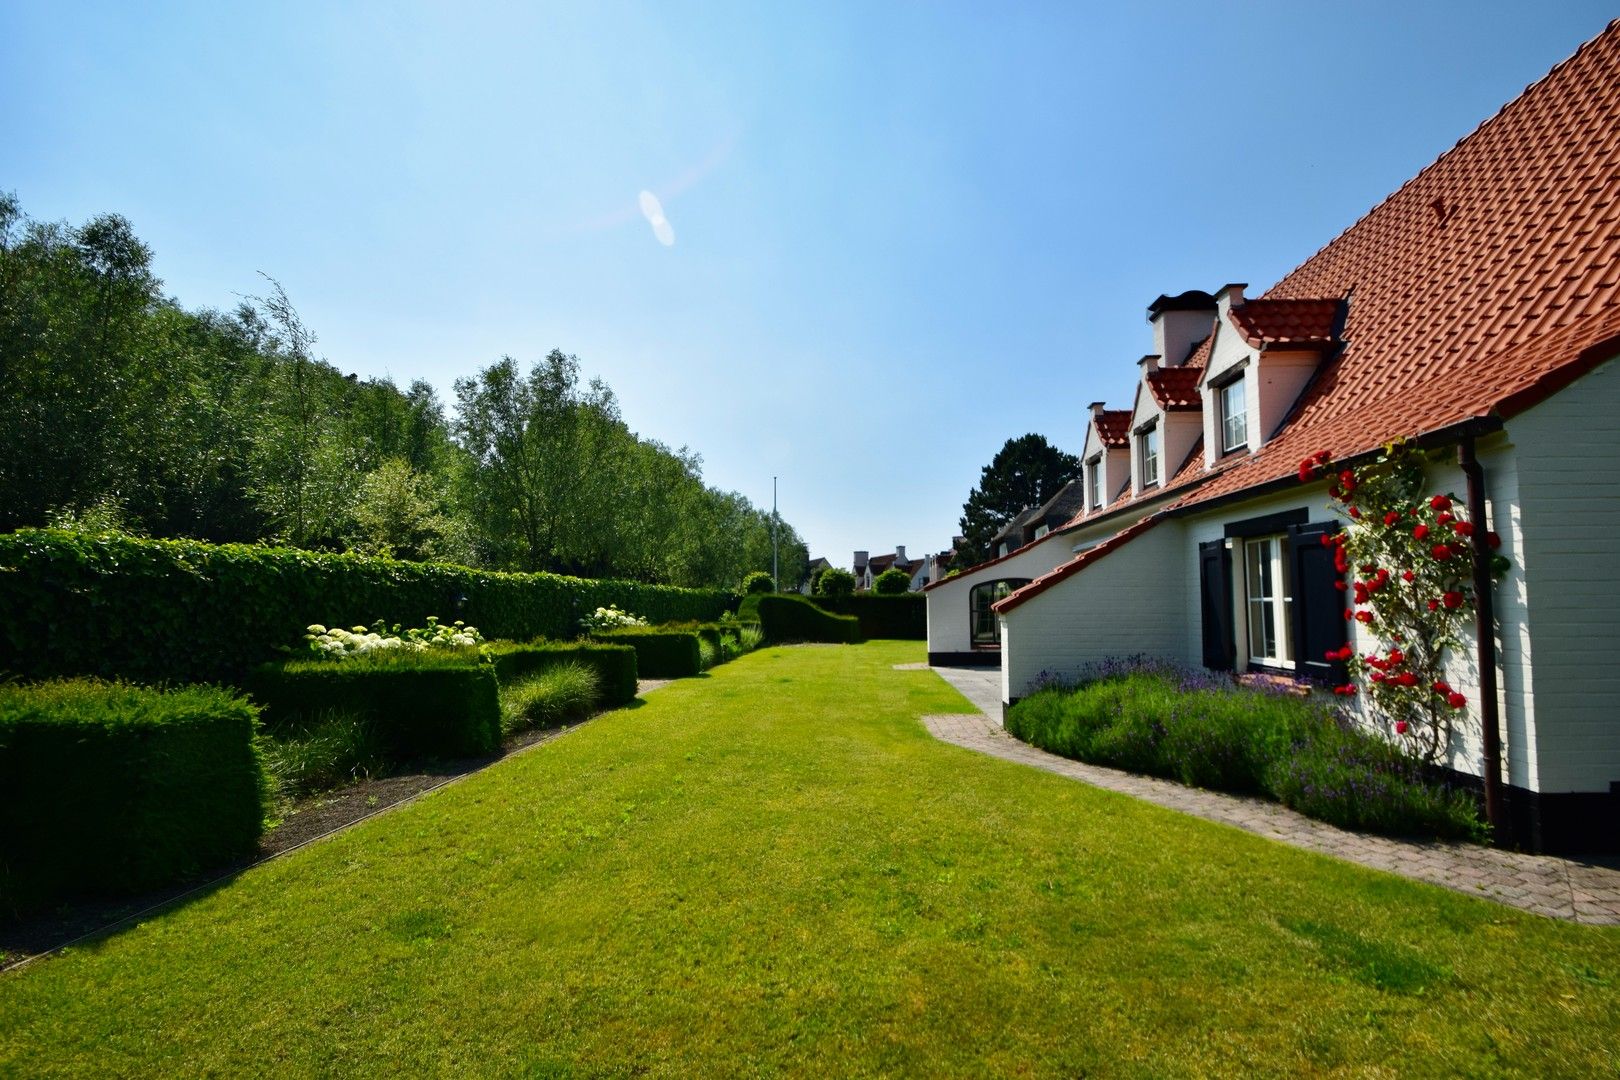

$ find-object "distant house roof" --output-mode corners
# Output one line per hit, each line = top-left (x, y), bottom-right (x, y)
(1033, 478), (1086, 526)
(991, 506), (1040, 546)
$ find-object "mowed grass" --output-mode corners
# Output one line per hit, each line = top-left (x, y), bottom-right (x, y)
(3, 642), (1619, 1077)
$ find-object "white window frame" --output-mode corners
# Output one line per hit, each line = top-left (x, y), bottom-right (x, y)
(1220, 376), (1249, 454)
(1242, 534), (1294, 668)
(1139, 424), (1160, 488)
(1087, 457), (1102, 509)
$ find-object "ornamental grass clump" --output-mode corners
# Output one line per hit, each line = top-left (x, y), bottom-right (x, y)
(1006, 657), (1484, 840)
(500, 663), (601, 735)
(259, 710), (382, 797)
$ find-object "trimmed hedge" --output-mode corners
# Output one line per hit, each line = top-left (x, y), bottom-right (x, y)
(0, 529), (736, 686)
(247, 652), (502, 759)
(482, 640), (639, 708)
(589, 627), (703, 678)
(756, 594), (860, 644)
(809, 594), (926, 640)
(0, 679), (268, 917)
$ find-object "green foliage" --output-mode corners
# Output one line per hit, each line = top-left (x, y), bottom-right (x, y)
(742, 571), (774, 595)
(958, 433), (1081, 565)
(500, 663), (601, 735)
(871, 567), (911, 595)
(815, 567), (856, 597)
(810, 594), (927, 639)
(247, 654), (502, 760)
(589, 627), (704, 678)
(697, 638), (719, 670)
(0, 678), (268, 916)
(738, 625), (764, 652)
(756, 594), (860, 644)
(348, 458), (465, 563)
(0, 195), (808, 588)
(259, 710), (382, 798)
(1006, 664), (1482, 840)
(481, 640), (638, 708)
(0, 529), (731, 686)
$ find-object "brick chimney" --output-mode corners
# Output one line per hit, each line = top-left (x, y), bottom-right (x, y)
(1147, 289), (1219, 367)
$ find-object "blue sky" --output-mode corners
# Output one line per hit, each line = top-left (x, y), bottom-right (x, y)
(3, 2), (1613, 570)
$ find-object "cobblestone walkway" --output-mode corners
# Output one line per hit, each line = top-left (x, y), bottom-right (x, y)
(920, 706), (1620, 925)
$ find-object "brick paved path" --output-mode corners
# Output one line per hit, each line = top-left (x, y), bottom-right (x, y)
(918, 706), (1620, 925)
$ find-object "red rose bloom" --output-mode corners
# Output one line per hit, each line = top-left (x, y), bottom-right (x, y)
(1395, 672), (1418, 687)
(1402, 570), (1416, 582)
(1355, 610), (1374, 623)
(1452, 520), (1475, 537)
(1383, 511), (1401, 526)
(1320, 533), (1334, 548)
(1443, 591), (1464, 609)
(1413, 524), (1430, 540)
(1328, 484), (1341, 500)
(1334, 684), (1357, 697)
(1298, 461), (1314, 482)
(1432, 680), (1451, 694)
(1487, 531), (1501, 550)
(1447, 692), (1467, 709)
(1430, 495), (1452, 511)
(1395, 721), (1409, 734)
(1427, 599), (1439, 611)
(1348, 506), (1361, 519)
(1431, 544), (1453, 560)
(1334, 579), (1348, 592)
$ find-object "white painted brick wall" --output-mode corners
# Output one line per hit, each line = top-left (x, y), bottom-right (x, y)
(1506, 354), (1620, 793)
(1001, 521), (1191, 702)
(925, 535), (1074, 655)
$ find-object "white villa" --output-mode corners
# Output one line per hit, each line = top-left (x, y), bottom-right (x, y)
(926, 23), (1620, 853)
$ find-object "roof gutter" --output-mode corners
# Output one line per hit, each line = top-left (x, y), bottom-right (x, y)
(1459, 435), (1507, 843)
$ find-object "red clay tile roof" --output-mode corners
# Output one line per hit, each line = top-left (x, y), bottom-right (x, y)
(1182, 334), (1215, 368)
(920, 528), (1065, 591)
(1227, 298), (1341, 348)
(1003, 22), (1620, 612)
(1093, 409), (1133, 448)
(1173, 20), (1620, 513)
(1146, 365), (1204, 409)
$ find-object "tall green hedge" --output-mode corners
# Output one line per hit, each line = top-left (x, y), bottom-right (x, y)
(0, 529), (735, 686)
(808, 595), (926, 639)
(756, 594), (860, 644)
(0, 679), (268, 917)
(482, 640), (639, 708)
(246, 653), (503, 760)
(589, 627), (703, 678)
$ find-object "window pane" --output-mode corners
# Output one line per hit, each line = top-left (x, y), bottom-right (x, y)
(1222, 379), (1248, 452)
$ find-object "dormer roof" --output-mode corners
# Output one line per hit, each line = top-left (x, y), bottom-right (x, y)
(1092, 410), (1133, 449)
(1145, 365), (1204, 410)
(1227, 298), (1342, 350)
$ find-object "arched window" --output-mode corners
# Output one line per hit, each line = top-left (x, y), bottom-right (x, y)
(970, 578), (1030, 647)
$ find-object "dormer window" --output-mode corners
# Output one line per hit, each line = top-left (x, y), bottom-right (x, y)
(1138, 423), (1160, 488)
(1220, 377), (1248, 454)
(1087, 457), (1102, 509)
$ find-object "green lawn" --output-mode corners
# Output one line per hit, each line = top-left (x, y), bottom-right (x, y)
(3, 642), (1618, 1077)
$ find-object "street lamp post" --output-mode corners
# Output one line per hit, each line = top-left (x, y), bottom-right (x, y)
(772, 476), (779, 591)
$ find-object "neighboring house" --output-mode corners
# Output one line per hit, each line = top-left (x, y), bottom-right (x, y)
(950, 24), (1620, 852)
(853, 546), (930, 591)
(925, 536), (968, 584)
(800, 556), (832, 595)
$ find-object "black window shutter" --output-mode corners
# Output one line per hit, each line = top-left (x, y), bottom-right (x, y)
(1199, 540), (1235, 671)
(1288, 521), (1348, 683)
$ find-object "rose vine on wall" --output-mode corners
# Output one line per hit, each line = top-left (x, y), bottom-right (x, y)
(1298, 440), (1508, 763)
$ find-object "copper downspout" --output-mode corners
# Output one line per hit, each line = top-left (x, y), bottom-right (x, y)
(1459, 436), (1506, 841)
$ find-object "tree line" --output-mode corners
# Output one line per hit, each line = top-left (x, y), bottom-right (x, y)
(0, 194), (808, 589)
